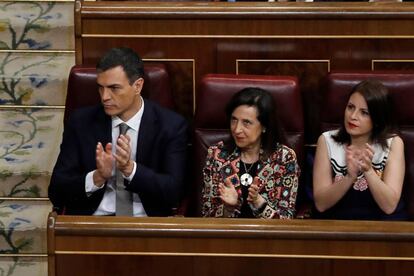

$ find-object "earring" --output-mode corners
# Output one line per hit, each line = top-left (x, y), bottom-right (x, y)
(262, 128), (266, 133)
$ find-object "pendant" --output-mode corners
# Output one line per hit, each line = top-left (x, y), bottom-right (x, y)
(240, 173), (253, 186)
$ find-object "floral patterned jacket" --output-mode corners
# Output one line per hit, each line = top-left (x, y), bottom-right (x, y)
(201, 141), (300, 219)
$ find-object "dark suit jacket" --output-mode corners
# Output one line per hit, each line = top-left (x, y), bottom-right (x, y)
(48, 100), (188, 216)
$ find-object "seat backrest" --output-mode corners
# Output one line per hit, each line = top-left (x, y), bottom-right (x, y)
(320, 71), (414, 219)
(190, 73), (304, 216)
(64, 64), (175, 122)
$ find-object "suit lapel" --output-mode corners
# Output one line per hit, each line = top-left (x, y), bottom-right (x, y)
(137, 100), (157, 163)
(94, 107), (112, 146)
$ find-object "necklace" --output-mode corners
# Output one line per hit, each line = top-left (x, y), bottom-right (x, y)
(240, 161), (255, 186)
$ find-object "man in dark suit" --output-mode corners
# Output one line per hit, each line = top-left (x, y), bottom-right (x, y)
(49, 47), (188, 216)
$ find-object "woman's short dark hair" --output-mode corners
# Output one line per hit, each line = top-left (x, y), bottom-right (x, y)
(96, 47), (144, 85)
(225, 87), (286, 158)
(333, 79), (397, 148)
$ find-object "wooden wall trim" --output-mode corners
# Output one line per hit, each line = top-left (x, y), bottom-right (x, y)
(51, 215), (414, 241)
(48, 214), (414, 274)
(78, 2), (414, 19)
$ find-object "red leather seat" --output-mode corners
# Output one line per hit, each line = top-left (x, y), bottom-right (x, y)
(188, 74), (304, 216)
(320, 71), (414, 219)
(64, 64), (175, 123)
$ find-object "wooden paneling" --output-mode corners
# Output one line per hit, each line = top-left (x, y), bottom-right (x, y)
(48, 213), (414, 276)
(372, 60), (414, 71)
(52, 256), (414, 276)
(237, 59), (329, 142)
(75, 1), (414, 142)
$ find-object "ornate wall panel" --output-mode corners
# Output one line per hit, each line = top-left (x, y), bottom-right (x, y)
(0, 1), (75, 275)
(0, 1), (74, 50)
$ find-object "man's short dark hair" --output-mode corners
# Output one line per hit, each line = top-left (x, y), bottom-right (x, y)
(96, 47), (144, 85)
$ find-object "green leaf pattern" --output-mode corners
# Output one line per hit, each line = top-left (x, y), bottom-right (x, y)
(0, 2), (65, 275)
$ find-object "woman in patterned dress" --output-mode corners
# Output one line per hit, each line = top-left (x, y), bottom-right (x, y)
(201, 87), (300, 218)
(313, 80), (407, 220)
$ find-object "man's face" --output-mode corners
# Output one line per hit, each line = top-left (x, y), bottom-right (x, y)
(97, 66), (143, 121)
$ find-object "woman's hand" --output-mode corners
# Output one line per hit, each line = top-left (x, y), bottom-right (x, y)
(346, 145), (360, 179)
(218, 178), (239, 207)
(360, 143), (375, 173)
(247, 177), (266, 209)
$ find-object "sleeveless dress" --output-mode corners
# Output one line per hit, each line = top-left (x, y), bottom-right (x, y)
(313, 130), (407, 220)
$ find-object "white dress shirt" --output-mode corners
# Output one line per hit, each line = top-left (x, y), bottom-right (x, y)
(85, 98), (147, 216)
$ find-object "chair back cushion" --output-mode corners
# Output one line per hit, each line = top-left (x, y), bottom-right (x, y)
(65, 64), (174, 122)
(195, 74), (304, 163)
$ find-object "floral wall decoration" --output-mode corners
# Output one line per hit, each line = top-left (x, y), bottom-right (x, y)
(0, 1), (74, 275)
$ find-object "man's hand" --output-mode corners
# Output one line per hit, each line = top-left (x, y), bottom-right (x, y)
(94, 142), (114, 187)
(115, 134), (134, 177)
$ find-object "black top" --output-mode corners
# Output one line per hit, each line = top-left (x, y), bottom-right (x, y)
(239, 161), (259, 218)
(312, 186), (408, 221)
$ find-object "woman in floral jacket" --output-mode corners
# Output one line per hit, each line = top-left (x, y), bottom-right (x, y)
(201, 87), (300, 219)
